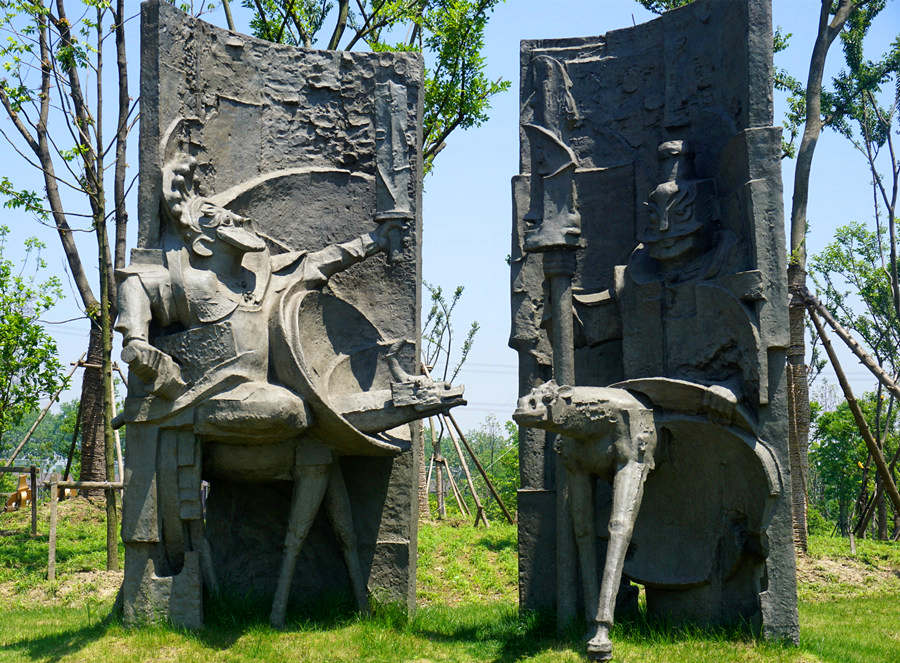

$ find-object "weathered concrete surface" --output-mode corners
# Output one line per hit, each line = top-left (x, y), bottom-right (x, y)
(511, 0), (798, 647)
(118, 0), (443, 626)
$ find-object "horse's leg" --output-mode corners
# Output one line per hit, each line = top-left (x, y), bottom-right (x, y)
(568, 468), (598, 621)
(270, 461), (330, 628)
(587, 459), (651, 661)
(324, 462), (369, 614)
(187, 519), (219, 595)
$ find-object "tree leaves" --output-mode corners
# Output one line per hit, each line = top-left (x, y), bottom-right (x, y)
(0, 224), (67, 448)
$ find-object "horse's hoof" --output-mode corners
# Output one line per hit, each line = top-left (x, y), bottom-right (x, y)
(586, 625), (613, 661)
(586, 644), (613, 662)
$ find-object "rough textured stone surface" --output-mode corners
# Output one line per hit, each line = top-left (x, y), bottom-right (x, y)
(117, 0), (464, 627)
(510, 0), (798, 646)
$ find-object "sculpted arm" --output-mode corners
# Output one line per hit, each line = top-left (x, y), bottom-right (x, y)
(296, 219), (405, 288)
(115, 266), (185, 399)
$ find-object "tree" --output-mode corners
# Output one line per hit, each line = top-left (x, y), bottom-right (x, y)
(810, 219), (900, 538)
(463, 416), (518, 519)
(420, 281), (478, 519)
(0, 0), (153, 570)
(0, 399), (79, 488)
(0, 226), (67, 457)
(240, 0), (510, 173)
(810, 393), (898, 538)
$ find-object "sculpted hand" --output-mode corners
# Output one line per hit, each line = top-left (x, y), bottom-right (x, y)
(121, 340), (186, 399)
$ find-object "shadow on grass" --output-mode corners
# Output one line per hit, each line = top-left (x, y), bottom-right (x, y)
(1, 604), (117, 663)
(478, 531), (517, 553)
(2, 592), (784, 663)
(404, 605), (562, 662)
(189, 590), (367, 650)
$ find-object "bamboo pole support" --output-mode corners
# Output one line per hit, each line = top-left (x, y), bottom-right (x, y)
(425, 455), (434, 498)
(109, 379), (124, 482)
(442, 457), (470, 517)
(446, 412), (516, 525)
(48, 473), (59, 582)
(808, 307), (900, 516)
(6, 353), (85, 466)
(429, 417), (446, 519)
(62, 399), (83, 482)
(29, 466), (37, 538)
(441, 412), (488, 527)
(801, 287), (900, 402)
(55, 480), (123, 490)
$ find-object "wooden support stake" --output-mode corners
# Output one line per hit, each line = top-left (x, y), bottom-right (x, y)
(443, 458), (470, 517)
(446, 411), (516, 525)
(808, 307), (900, 517)
(802, 287), (900, 402)
(53, 480), (123, 490)
(425, 455), (434, 498)
(109, 379), (124, 482)
(441, 413), (488, 527)
(48, 473), (59, 582)
(429, 417), (446, 519)
(30, 466), (37, 538)
(6, 353), (85, 467)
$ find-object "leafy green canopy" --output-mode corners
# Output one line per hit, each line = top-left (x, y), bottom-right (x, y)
(0, 225), (67, 450)
(810, 393), (898, 530)
(811, 222), (900, 372)
(243, 0), (510, 173)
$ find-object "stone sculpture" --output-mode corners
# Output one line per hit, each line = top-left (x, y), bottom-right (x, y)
(117, 1), (462, 628)
(511, 1), (798, 660)
(515, 382), (656, 658)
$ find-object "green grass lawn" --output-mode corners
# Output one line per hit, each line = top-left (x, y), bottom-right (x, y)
(0, 505), (897, 662)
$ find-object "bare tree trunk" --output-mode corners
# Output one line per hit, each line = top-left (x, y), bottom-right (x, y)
(786, 0), (861, 552)
(786, 299), (810, 550)
(79, 324), (107, 497)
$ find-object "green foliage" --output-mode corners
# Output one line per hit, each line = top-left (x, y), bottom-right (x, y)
(635, 0), (692, 14)
(811, 221), (899, 373)
(0, 399), (80, 477)
(425, 415), (517, 522)
(0, 225), (66, 452)
(422, 280), (478, 383)
(809, 392), (898, 535)
(806, 504), (832, 535)
(242, 0), (509, 173)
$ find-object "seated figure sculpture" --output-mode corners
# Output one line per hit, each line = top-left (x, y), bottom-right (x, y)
(116, 138), (463, 628)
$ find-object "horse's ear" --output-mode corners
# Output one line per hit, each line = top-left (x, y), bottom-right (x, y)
(558, 385), (574, 402)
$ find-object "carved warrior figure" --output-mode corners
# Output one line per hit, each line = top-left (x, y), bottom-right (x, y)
(116, 125), (463, 628)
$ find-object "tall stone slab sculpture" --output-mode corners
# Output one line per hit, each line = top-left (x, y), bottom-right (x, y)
(511, 1), (798, 658)
(116, 0), (464, 628)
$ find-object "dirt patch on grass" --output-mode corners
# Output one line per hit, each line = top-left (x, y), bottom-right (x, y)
(796, 552), (900, 601)
(0, 568), (122, 607)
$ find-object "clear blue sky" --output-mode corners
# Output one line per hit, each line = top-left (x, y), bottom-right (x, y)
(2, 1), (898, 432)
